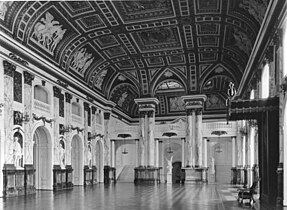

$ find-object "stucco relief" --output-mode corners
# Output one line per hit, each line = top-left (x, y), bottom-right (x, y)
(70, 48), (94, 75)
(31, 12), (67, 55)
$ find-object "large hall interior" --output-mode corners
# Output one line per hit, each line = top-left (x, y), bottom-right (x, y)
(0, 0), (287, 209)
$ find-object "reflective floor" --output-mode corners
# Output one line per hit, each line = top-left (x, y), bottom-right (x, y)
(0, 183), (286, 210)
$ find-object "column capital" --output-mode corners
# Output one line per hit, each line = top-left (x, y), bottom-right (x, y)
(92, 106), (97, 114)
(135, 139), (139, 141)
(182, 95), (206, 110)
(3, 60), (16, 77)
(53, 86), (62, 98)
(104, 112), (111, 120)
(154, 138), (159, 141)
(181, 138), (185, 141)
(84, 102), (90, 111)
(23, 71), (34, 86)
(135, 98), (159, 112)
(65, 92), (72, 103)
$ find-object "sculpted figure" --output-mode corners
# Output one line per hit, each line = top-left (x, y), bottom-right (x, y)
(166, 156), (173, 174)
(10, 136), (23, 168)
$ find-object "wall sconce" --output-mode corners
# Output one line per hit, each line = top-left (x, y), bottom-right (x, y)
(215, 144), (223, 153)
(59, 124), (71, 134)
(162, 131), (177, 154)
(118, 134), (131, 154)
(14, 111), (30, 124)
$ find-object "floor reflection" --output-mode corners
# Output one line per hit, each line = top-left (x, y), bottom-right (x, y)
(0, 183), (286, 210)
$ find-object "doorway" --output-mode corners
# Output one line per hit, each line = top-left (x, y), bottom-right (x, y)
(33, 126), (52, 190)
(71, 135), (83, 185)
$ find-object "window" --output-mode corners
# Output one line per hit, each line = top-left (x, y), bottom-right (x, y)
(250, 89), (255, 100)
(34, 85), (49, 104)
(156, 80), (184, 93)
(261, 64), (270, 99)
(96, 113), (102, 124)
(72, 102), (81, 116)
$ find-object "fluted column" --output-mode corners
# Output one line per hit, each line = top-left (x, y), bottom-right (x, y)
(91, 107), (97, 166)
(138, 112), (146, 167)
(192, 110), (196, 167)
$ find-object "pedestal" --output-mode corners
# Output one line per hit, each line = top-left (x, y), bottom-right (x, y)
(237, 166), (244, 185)
(201, 167), (208, 183)
(92, 166), (97, 184)
(231, 167), (237, 184)
(24, 164), (36, 195)
(3, 164), (17, 197)
(84, 165), (93, 186)
(276, 163), (283, 206)
(167, 173), (172, 184)
(183, 167), (205, 183)
(66, 165), (73, 189)
(53, 165), (62, 191)
(134, 166), (160, 184)
(104, 166), (116, 184)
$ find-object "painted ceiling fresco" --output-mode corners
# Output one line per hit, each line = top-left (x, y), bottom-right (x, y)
(0, 0), (269, 119)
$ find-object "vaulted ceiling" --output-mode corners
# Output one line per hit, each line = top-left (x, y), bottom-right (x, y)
(0, 0), (269, 119)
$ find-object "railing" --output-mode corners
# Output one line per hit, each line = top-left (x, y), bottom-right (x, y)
(34, 100), (50, 114)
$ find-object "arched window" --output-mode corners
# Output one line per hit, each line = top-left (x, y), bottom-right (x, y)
(250, 89), (255, 100)
(155, 80), (184, 94)
(72, 102), (81, 116)
(34, 85), (49, 104)
(261, 63), (270, 99)
(283, 20), (287, 77)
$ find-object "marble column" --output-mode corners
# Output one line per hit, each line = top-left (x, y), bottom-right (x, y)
(196, 109), (203, 167)
(135, 139), (139, 167)
(134, 98), (159, 184)
(147, 110), (155, 167)
(65, 93), (72, 165)
(103, 112), (111, 166)
(3, 60), (15, 164)
(91, 107), (97, 167)
(23, 71), (34, 164)
(155, 138), (159, 167)
(203, 137), (208, 168)
(231, 136), (237, 184)
(0, 58), (5, 195)
(159, 140), (165, 183)
(181, 95), (207, 183)
(53, 86), (61, 167)
(111, 140), (115, 168)
(83, 102), (90, 167)
(181, 138), (185, 167)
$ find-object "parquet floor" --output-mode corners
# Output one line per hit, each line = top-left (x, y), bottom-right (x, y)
(0, 183), (285, 210)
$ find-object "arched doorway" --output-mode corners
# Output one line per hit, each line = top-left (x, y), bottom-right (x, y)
(96, 140), (103, 182)
(33, 126), (52, 190)
(71, 135), (83, 185)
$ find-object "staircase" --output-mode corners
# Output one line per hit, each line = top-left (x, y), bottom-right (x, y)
(117, 165), (134, 183)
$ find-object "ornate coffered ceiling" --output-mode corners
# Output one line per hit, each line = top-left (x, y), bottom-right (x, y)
(0, 0), (269, 119)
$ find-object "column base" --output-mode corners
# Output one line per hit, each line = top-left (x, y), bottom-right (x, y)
(3, 164), (25, 197)
(167, 173), (172, 184)
(53, 165), (72, 191)
(104, 166), (116, 184)
(134, 166), (160, 184)
(182, 167), (207, 183)
(231, 167), (237, 184)
(84, 165), (94, 186)
(276, 163), (283, 206)
(236, 166), (244, 185)
(24, 164), (36, 195)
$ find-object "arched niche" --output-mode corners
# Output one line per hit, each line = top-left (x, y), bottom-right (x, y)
(71, 134), (84, 185)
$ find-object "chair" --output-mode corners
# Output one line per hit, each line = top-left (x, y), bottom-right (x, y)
(237, 178), (260, 206)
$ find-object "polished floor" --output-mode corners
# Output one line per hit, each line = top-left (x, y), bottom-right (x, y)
(0, 183), (286, 210)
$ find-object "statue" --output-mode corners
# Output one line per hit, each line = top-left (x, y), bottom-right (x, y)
(166, 156), (173, 174)
(210, 157), (215, 174)
(10, 136), (23, 168)
(87, 145), (92, 168)
(59, 140), (65, 169)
